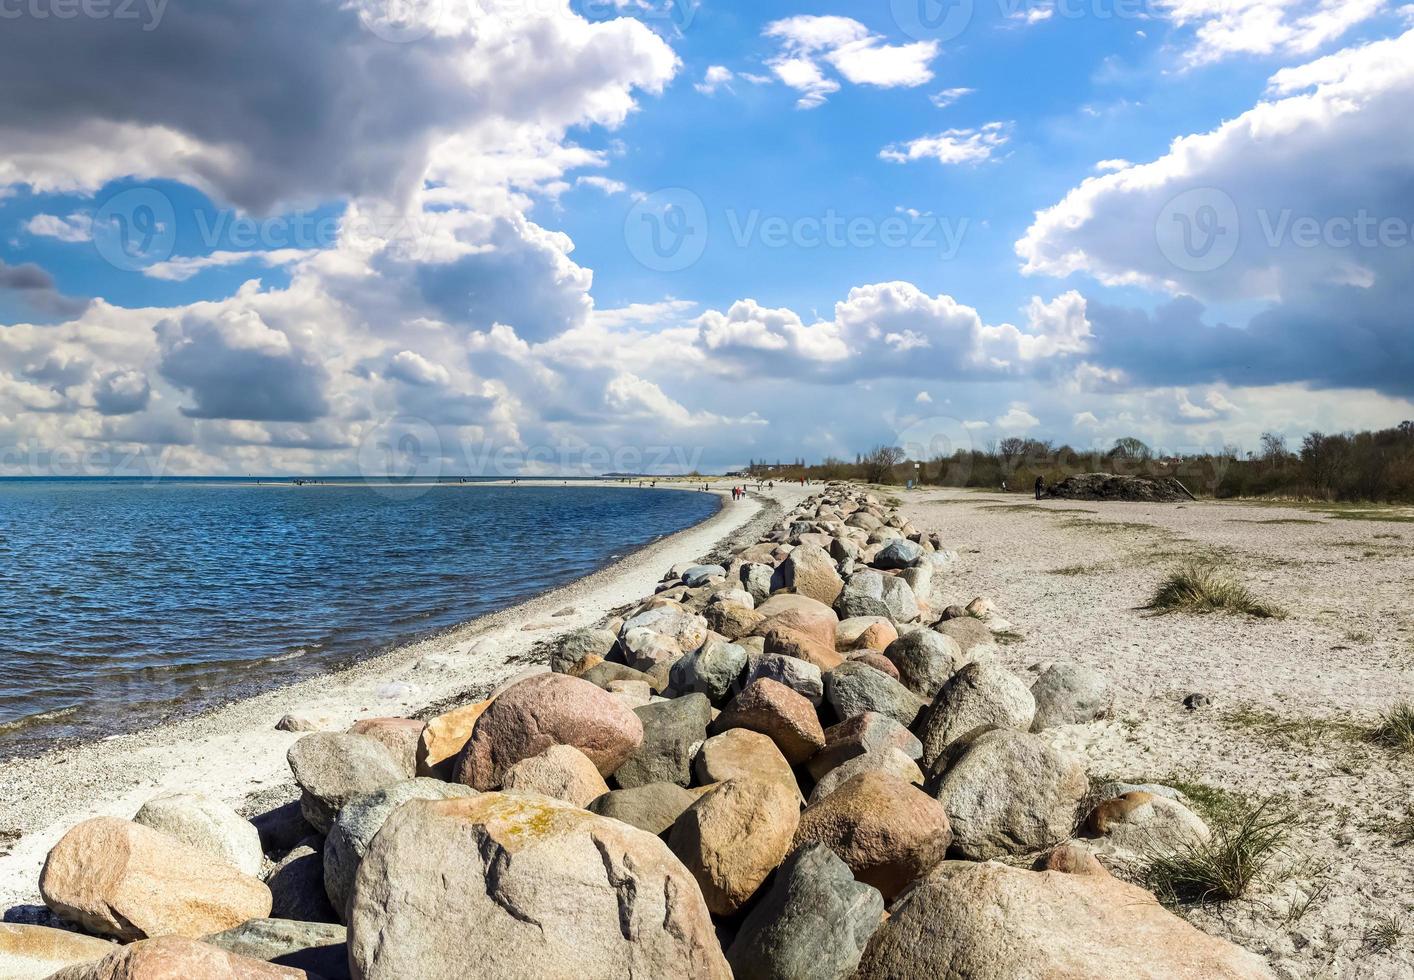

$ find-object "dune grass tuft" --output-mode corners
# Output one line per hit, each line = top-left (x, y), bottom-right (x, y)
(1148, 563), (1285, 618)
(1367, 703), (1414, 754)
(1143, 798), (1295, 906)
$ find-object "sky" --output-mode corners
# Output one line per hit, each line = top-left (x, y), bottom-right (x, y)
(1, 0), (1412, 477)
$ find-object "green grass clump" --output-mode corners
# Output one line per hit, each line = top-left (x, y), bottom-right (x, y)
(1367, 703), (1414, 753)
(1148, 563), (1285, 618)
(1143, 799), (1295, 906)
(1363, 913), (1407, 954)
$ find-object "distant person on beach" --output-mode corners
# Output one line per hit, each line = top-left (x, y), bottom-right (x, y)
(1035, 476), (1045, 500)
(1001, 479), (1008, 493)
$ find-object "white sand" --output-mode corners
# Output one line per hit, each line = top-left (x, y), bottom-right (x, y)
(0, 482), (810, 915)
(900, 488), (1414, 979)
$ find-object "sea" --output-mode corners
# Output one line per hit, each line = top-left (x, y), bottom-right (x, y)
(0, 479), (718, 759)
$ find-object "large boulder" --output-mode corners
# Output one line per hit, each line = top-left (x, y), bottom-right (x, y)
(754, 594), (839, 646)
(39, 817), (272, 942)
(621, 605), (709, 652)
(42, 937), (303, 979)
(854, 861), (1277, 979)
(133, 792), (263, 877)
(770, 544), (844, 607)
(1083, 791), (1210, 859)
(347, 794), (729, 979)
(588, 783), (701, 837)
(833, 589), (892, 622)
(807, 712), (923, 782)
(745, 653), (824, 706)
(615, 694), (713, 789)
(287, 733), (406, 833)
(807, 747), (923, 804)
(931, 729), (1088, 860)
(346, 718), (424, 777)
(883, 631), (962, 699)
(934, 616), (997, 657)
(792, 772), (950, 902)
(739, 562), (775, 604)
(695, 729), (801, 802)
(919, 661), (1036, 769)
(669, 778), (801, 916)
(873, 539), (923, 570)
(502, 743), (610, 807)
(416, 698), (493, 779)
(823, 662), (926, 728)
(1030, 662), (1111, 730)
(713, 679), (825, 765)
(454, 673), (644, 790)
(0, 923), (114, 980)
(549, 627), (619, 674)
(705, 601), (765, 641)
(668, 639), (747, 705)
(724, 844), (883, 980)
(202, 919), (347, 977)
(835, 617), (898, 653)
(267, 840), (336, 924)
(324, 778), (477, 922)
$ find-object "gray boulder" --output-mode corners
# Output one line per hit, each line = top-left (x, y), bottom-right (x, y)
(771, 544), (845, 607)
(739, 563), (775, 605)
(935, 616), (997, 657)
(549, 627), (618, 673)
(879, 576), (921, 623)
(931, 729), (1088, 860)
(725, 844), (884, 980)
(873, 539), (924, 570)
(668, 638), (747, 705)
(324, 778), (477, 921)
(588, 783), (700, 837)
(622, 605), (709, 651)
(683, 564), (728, 587)
(746, 653), (824, 706)
(823, 662), (926, 728)
(1030, 663), (1111, 730)
(919, 661), (1036, 769)
(286, 733), (406, 834)
(614, 694), (713, 789)
(833, 589), (892, 621)
(808, 713), (923, 782)
(808, 747), (923, 804)
(268, 840), (337, 923)
(133, 792), (263, 877)
(884, 631), (963, 700)
(203, 918), (348, 978)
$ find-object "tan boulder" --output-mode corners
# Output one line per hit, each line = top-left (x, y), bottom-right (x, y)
(669, 778), (801, 915)
(0, 923), (113, 980)
(854, 861), (1276, 979)
(501, 743), (611, 808)
(753, 595), (839, 649)
(416, 698), (494, 778)
(42, 936), (302, 980)
(694, 728), (802, 802)
(792, 772), (950, 902)
(772, 544), (844, 607)
(39, 818), (271, 942)
(348, 794), (730, 979)
(836, 617), (898, 652)
(348, 717), (424, 777)
(712, 678), (826, 764)
(454, 673), (644, 790)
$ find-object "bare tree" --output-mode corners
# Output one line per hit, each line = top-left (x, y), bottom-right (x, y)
(997, 437), (1026, 468)
(1111, 436), (1153, 462)
(862, 445), (906, 484)
(1259, 431), (1289, 461)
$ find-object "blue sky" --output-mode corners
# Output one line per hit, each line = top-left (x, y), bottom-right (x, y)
(1, 0), (1412, 476)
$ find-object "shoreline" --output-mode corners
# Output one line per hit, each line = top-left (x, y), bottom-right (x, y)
(0, 482), (802, 913)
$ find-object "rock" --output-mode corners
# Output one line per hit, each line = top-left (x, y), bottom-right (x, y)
(0, 923), (114, 980)
(42, 937), (304, 979)
(1034, 842), (1111, 877)
(454, 672), (644, 790)
(502, 743), (610, 807)
(1084, 792), (1209, 857)
(346, 718), (423, 777)
(833, 589), (892, 621)
(792, 772), (950, 902)
(708, 587), (756, 609)
(621, 605), (709, 652)
(267, 841), (336, 924)
(132, 792), (263, 877)
(416, 698), (493, 778)
(746, 653), (824, 705)
(1030, 663), (1111, 730)
(695, 729), (801, 802)
(807, 747), (923, 804)
(607, 679), (653, 707)
(807, 712), (923, 782)
(324, 778), (477, 922)
(669, 778), (801, 916)
(873, 539), (924, 569)
(754, 594), (839, 641)
(931, 729), (1088, 860)
(347, 793), (730, 979)
(771, 544), (844, 607)
(1184, 692), (1213, 710)
(668, 637), (747, 705)
(39, 817), (272, 942)
(853, 860), (1276, 979)
(202, 919), (347, 977)
(713, 679), (825, 765)
(848, 651), (900, 679)
(683, 564), (728, 587)
(276, 712), (335, 733)
(835, 617), (898, 653)
(250, 802), (313, 858)
(580, 660), (662, 693)
(614, 694), (713, 789)
(934, 616), (997, 657)
(823, 661), (926, 727)
(286, 733), (406, 834)
(965, 597), (996, 618)
(705, 601), (765, 640)
(739, 563), (775, 604)
(588, 783), (700, 836)
(919, 661), (1036, 769)
(883, 631), (963, 699)
(724, 844), (883, 980)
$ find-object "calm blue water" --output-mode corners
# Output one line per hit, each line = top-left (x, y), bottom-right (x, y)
(0, 481), (718, 757)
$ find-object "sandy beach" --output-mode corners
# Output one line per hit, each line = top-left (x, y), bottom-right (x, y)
(0, 481), (811, 917)
(896, 487), (1414, 978)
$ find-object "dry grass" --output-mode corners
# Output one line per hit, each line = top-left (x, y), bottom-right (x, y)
(1221, 707), (1364, 747)
(1049, 563), (1109, 576)
(1367, 703), (1414, 753)
(1362, 913), (1407, 954)
(1143, 799), (1296, 907)
(1148, 563), (1285, 618)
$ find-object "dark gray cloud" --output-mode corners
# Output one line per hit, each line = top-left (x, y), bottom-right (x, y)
(0, 260), (90, 318)
(93, 369), (152, 415)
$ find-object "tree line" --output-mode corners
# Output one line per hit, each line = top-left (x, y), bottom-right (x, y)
(742, 422), (1414, 503)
